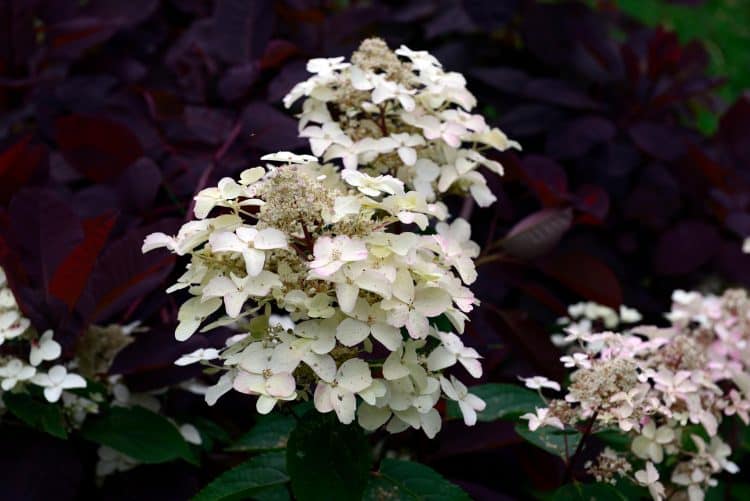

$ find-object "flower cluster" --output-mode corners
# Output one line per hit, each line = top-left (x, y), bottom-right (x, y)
(142, 37), (515, 438)
(521, 289), (750, 500)
(0, 266), (86, 403)
(1, 266), (201, 476)
(284, 38), (520, 207)
(145, 149), (488, 436)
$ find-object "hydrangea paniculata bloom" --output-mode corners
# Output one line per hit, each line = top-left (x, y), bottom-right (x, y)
(143, 39), (513, 437)
(522, 290), (750, 500)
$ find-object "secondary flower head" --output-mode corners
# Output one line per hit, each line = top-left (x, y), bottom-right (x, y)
(284, 38), (518, 207)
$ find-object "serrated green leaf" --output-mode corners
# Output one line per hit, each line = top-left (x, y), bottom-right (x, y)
(446, 383), (543, 422)
(227, 414), (295, 452)
(515, 424), (581, 459)
(551, 482), (628, 501)
(287, 412), (372, 501)
(3, 392), (68, 439)
(192, 451), (289, 501)
(81, 405), (191, 463)
(363, 459), (470, 501)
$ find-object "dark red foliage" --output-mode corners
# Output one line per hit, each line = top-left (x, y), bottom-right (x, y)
(0, 0), (747, 498)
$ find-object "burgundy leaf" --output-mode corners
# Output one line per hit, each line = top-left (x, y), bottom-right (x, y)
(55, 114), (143, 182)
(653, 220), (720, 275)
(500, 208), (573, 260)
(537, 251), (623, 308)
(48, 212), (117, 310)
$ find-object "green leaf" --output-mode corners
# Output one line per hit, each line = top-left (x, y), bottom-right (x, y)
(81, 405), (191, 463)
(252, 485), (291, 501)
(446, 383), (543, 422)
(363, 459), (470, 501)
(227, 414), (296, 452)
(286, 412), (372, 501)
(3, 392), (68, 439)
(192, 451), (289, 501)
(551, 482), (628, 501)
(191, 417), (231, 451)
(515, 424), (581, 459)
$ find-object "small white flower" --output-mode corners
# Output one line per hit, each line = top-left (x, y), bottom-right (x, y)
(560, 353), (591, 369)
(439, 375), (486, 426)
(519, 376), (561, 392)
(0, 358), (36, 390)
(175, 347), (220, 366)
(306, 57), (349, 76)
(233, 343), (299, 414)
(520, 407), (564, 432)
(308, 236), (368, 277)
(426, 331), (482, 378)
(632, 421), (675, 463)
(29, 330), (61, 366)
(635, 462), (665, 501)
(314, 358), (373, 424)
(260, 151), (318, 164)
(341, 170), (404, 197)
(31, 365), (86, 403)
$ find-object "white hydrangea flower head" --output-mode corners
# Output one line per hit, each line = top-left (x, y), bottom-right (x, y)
(283, 38), (519, 207)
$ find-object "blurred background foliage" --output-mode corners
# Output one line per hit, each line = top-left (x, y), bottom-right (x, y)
(612, 0), (750, 133)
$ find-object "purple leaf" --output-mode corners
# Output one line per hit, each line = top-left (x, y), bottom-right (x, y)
(211, 0), (274, 63)
(500, 208), (573, 260)
(653, 220), (720, 275)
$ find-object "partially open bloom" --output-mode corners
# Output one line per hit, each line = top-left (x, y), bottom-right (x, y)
(530, 290), (750, 500)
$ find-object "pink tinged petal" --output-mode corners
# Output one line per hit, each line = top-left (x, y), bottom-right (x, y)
(370, 324), (402, 351)
(459, 357), (483, 379)
(427, 346), (457, 372)
(336, 318), (371, 347)
(331, 388), (357, 424)
(335, 282), (359, 313)
(340, 239), (368, 262)
(254, 228), (287, 249)
(233, 372), (267, 395)
(265, 373), (296, 398)
(309, 260), (343, 277)
(357, 404), (391, 430)
(336, 358), (372, 393)
(314, 383), (334, 413)
(256, 395), (278, 415)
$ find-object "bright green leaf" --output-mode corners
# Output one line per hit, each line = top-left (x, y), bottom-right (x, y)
(446, 383), (543, 422)
(81, 405), (191, 463)
(515, 424), (581, 459)
(227, 414), (295, 452)
(287, 412), (372, 501)
(3, 392), (68, 439)
(363, 459), (470, 501)
(192, 451), (289, 501)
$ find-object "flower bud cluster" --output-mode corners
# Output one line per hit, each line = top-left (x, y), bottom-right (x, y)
(522, 289), (750, 500)
(284, 38), (520, 207)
